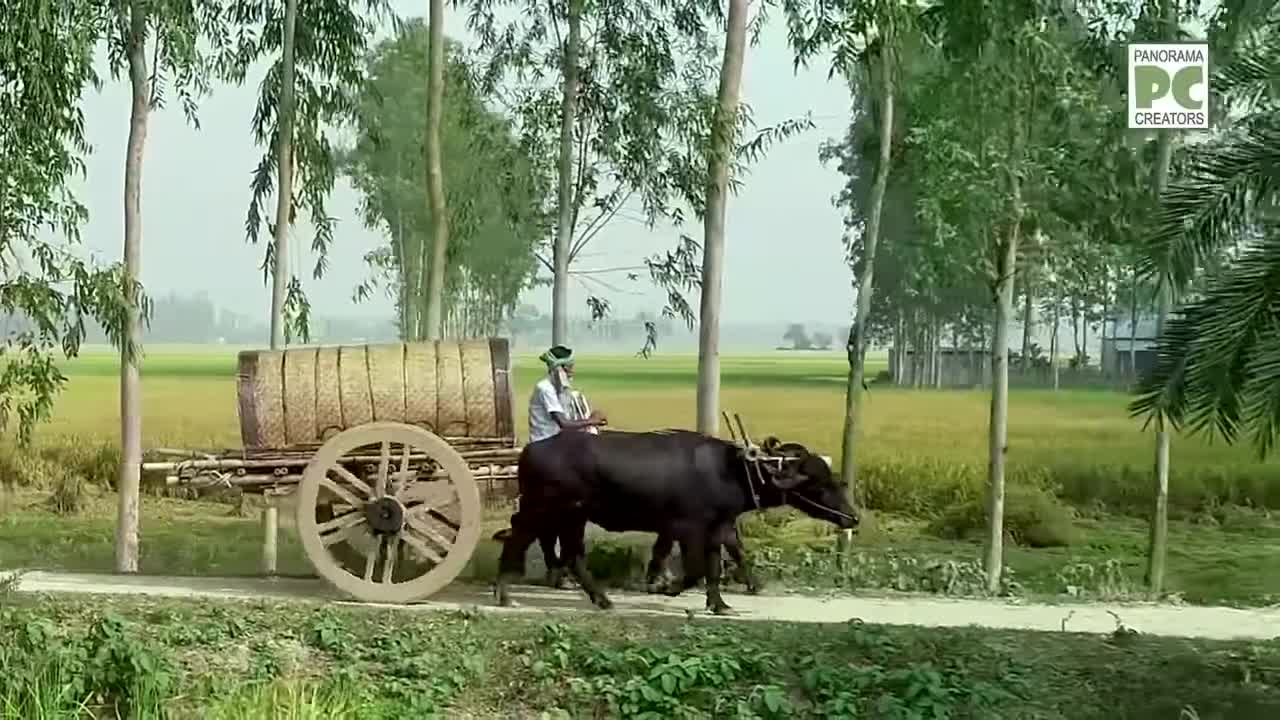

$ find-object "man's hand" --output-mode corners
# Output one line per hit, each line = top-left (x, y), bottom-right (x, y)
(588, 410), (608, 426)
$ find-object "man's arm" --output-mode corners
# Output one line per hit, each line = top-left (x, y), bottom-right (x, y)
(552, 410), (604, 431)
(538, 382), (604, 430)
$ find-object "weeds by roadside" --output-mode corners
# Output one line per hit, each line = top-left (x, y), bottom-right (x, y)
(2, 596), (1277, 719)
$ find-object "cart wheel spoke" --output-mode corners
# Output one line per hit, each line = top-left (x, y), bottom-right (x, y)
(391, 443), (413, 497)
(362, 537), (382, 581)
(321, 512), (369, 548)
(405, 511), (457, 550)
(399, 527), (446, 565)
(297, 422), (482, 604)
(374, 441), (391, 498)
(326, 467), (372, 503)
(425, 505), (462, 532)
(381, 535), (401, 584)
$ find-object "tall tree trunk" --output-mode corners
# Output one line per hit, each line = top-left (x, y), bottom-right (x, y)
(1071, 299), (1081, 362)
(269, 0), (298, 349)
(116, 0), (149, 574)
(1019, 280), (1034, 374)
(421, 0), (449, 341)
(694, 0), (747, 435)
(1144, 0), (1178, 595)
(1128, 269), (1139, 378)
(1081, 313), (1089, 367)
(986, 121), (1024, 593)
(1100, 263), (1110, 376)
(844, 77), (897, 438)
(1050, 278), (1061, 391)
(551, 0), (583, 346)
(1146, 128), (1176, 595)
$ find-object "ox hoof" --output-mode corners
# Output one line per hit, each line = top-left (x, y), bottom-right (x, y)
(545, 570), (568, 590)
(593, 595), (614, 610)
(707, 600), (735, 615)
(745, 583), (762, 596)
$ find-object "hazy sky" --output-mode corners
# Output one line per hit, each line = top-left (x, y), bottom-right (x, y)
(71, 1), (855, 327)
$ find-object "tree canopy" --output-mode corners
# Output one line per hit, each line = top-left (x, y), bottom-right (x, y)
(345, 19), (551, 339)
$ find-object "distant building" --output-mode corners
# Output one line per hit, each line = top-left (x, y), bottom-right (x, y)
(890, 346), (990, 387)
(1101, 314), (1160, 376)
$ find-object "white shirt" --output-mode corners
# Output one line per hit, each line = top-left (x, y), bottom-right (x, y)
(528, 376), (569, 443)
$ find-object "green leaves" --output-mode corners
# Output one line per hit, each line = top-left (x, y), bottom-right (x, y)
(226, 0), (389, 282)
(0, 0), (152, 444)
(344, 22), (549, 339)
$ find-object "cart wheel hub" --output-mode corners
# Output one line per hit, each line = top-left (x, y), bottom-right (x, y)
(365, 497), (405, 534)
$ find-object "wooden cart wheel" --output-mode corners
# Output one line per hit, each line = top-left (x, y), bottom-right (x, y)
(296, 421), (482, 603)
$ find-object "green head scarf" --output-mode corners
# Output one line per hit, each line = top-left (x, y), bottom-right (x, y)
(540, 345), (574, 372)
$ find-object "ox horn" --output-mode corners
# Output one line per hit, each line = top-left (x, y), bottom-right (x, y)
(761, 436), (781, 454)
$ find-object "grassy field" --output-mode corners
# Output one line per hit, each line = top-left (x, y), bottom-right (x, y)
(0, 593), (1277, 719)
(2, 347), (1279, 607)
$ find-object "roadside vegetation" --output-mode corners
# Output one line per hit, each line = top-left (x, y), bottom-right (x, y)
(3, 352), (1278, 608)
(1, 594), (1278, 719)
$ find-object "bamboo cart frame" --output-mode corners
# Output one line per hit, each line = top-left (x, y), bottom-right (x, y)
(141, 339), (523, 604)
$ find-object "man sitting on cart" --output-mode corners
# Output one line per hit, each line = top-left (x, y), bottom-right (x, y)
(524, 344), (605, 588)
(527, 344), (607, 443)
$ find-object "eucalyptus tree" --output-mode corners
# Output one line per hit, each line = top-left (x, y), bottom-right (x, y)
(223, 0), (389, 346)
(101, 0), (226, 572)
(906, 0), (1092, 590)
(0, 0), (141, 454)
(693, 0), (750, 435)
(468, 0), (806, 357)
(422, 0), (449, 340)
(783, 0), (925, 488)
(346, 22), (549, 338)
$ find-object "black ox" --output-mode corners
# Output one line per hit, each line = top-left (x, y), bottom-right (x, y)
(493, 429), (857, 614)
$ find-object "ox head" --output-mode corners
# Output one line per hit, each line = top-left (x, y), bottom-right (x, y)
(753, 437), (858, 530)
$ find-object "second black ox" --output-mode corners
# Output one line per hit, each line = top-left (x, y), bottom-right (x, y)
(493, 429), (857, 614)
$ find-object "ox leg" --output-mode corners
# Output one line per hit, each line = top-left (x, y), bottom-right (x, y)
(705, 546), (733, 615)
(662, 537), (708, 598)
(560, 521), (612, 610)
(723, 532), (761, 595)
(495, 516), (538, 608)
(645, 534), (676, 593)
(540, 533), (568, 589)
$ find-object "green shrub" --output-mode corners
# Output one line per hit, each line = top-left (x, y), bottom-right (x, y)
(928, 481), (1079, 547)
(856, 457), (1280, 521)
(585, 539), (647, 587)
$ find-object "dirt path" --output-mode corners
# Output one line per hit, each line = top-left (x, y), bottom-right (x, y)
(5, 569), (1279, 641)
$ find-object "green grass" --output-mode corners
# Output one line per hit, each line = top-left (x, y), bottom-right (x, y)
(0, 594), (1277, 718)
(4, 490), (1280, 607)
(4, 347), (1280, 608)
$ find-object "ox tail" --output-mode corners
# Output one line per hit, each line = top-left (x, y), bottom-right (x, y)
(492, 528), (513, 542)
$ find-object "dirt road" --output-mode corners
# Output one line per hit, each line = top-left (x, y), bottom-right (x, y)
(5, 569), (1278, 641)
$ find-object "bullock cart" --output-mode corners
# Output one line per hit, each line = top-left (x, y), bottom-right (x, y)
(142, 339), (522, 604)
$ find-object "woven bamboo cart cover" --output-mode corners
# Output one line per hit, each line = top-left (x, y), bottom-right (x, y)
(236, 339), (514, 449)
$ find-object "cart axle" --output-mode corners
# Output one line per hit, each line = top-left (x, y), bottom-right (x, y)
(365, 497), (406, 534)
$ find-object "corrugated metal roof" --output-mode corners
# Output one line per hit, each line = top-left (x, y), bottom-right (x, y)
(1110, 313), (1161, 340)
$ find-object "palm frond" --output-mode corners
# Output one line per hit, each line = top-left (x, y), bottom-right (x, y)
(1137, 121), (1280, 291)
(1214, 15), (1280, 111)
(1131, 229), (1280, 458)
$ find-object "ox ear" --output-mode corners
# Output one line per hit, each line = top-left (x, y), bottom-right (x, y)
(761, 436), (781, 454)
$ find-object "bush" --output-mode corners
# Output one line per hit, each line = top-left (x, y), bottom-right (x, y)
(856, 457), (1280, 521)
(927, 481), (1079, 547)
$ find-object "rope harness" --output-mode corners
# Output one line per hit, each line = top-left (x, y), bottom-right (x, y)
(738, 450), (856, 524)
